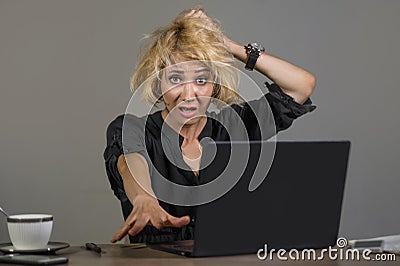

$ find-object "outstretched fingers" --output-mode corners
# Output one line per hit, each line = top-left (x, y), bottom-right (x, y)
(165, 215), (191, 228)
(127, 218), (148, 237)
(111, 219), (135, 243)
(149, 213), (190, 230)
(110, 199), (191, 243)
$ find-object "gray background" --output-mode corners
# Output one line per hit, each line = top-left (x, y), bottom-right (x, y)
(0, 0), (399, 245)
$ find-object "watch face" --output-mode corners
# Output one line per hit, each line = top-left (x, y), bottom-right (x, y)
(247, 43), (265, 54)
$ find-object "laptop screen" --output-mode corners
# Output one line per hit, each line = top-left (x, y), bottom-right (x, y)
(192, 141), (350, 257)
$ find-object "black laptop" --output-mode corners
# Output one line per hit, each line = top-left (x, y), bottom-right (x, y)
(150, 141), (351, 257)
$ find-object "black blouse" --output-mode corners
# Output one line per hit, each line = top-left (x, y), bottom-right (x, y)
(103, 82), (316, 243)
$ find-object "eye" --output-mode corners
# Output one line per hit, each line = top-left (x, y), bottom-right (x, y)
(196, 77), (208, 85)
(169, 76), (182, 84)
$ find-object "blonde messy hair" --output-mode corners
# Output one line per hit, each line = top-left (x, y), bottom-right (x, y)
(130, 9), (241, 107)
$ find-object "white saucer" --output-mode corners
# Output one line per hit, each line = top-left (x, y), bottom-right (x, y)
(0, 241), (69, 254)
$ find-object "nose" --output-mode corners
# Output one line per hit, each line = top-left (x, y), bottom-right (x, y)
(180, 81), (196, 101)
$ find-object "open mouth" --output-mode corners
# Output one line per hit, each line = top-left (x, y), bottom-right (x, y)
(179, 107), (197, 112)
(178, 106), (198, 118)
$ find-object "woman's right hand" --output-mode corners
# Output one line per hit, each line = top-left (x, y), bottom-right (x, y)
(110, 194), (190, 243)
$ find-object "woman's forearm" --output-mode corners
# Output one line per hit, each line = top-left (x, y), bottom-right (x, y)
(117, 153), (156, 202)
(224, 38), (316, 104)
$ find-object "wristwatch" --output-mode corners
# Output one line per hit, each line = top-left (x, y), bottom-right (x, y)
(244, 42), (265, 71)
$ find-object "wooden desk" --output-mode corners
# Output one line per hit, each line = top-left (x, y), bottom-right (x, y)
(1, 244), (398, 265)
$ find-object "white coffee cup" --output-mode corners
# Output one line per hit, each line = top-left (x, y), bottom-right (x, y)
(7, 214), (53, 250)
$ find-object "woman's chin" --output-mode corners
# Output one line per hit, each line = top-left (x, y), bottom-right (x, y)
(176, 113), (204, 126)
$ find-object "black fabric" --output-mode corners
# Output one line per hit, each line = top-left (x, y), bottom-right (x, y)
(103, 82), (316, 243)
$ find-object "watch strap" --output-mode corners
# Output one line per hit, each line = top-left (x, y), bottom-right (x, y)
(244, 42), (264, 71)
(245, 52), (259, 71)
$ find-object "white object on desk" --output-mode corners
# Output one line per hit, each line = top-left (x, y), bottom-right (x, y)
(349, 234), (400, 254)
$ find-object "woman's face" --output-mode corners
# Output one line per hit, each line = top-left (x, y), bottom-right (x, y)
(160, 60), (214, 127)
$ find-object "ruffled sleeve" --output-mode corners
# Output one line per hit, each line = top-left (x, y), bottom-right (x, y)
(210, 82), (316, 141)
(103, 115), (127, 202)
(264, 82), (316, 132)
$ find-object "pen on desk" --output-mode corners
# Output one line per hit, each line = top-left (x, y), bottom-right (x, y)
(85, 242), (102, 254)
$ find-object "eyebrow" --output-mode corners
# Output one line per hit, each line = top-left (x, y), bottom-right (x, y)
(167, 68), (210, 75)
(168, 69), (184, 74)
(194, 68), (210, 73)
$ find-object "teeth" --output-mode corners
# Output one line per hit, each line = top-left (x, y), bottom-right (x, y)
(180, 107), (195, 112)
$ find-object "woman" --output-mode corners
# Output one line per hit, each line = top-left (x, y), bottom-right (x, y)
(104, 8), (316, 243)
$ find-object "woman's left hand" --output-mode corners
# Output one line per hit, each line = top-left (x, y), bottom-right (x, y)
(184, 9), (235, 54)
(185, 9), (216, 29)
